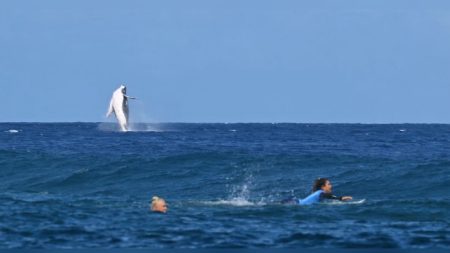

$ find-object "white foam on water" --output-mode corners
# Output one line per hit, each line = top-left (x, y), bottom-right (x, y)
(200, 197), (266, 207)
(5, 129), (19, 133)
(198, 175), (269, 207)
(128, 123), (165, 132)
(97, 122), (165, 132)
(201, 198), (256, 206)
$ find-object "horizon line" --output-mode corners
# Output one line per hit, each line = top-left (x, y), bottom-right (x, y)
(1, 121), (450, 125)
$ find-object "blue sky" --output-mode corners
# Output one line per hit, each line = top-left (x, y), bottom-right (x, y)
(1, 0), (450, 123)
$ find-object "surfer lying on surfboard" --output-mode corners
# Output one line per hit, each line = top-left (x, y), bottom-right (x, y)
(282, 178), (352, 205)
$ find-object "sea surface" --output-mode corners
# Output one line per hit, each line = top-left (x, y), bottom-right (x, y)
(0, 123), (449, 249)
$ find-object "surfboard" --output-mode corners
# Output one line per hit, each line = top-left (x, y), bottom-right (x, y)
(323, 199), (366, 205)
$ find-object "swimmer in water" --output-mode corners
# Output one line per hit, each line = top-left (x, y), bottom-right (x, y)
(282, 178), (352, 205)
(151, 196), (168, 213)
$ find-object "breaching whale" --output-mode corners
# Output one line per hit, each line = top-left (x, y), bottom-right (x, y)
(106, 85), (136, 131)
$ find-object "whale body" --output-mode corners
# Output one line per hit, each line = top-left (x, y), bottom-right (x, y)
(106, 85), (135, 131)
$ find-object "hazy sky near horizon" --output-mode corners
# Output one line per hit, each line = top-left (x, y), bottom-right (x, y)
(2, 0), (450, 123)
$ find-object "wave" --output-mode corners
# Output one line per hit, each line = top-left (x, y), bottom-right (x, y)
(1, 135), (449, 204)
(4, 129), (20, 133)
(2, 149), (449, 200)
(2, 123), (450, 248)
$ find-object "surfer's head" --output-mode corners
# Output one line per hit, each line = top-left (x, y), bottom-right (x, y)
(312, 178), (332, 193)
(151, 196), (168, 213)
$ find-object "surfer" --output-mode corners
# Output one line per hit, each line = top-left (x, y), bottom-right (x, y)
(150, 196), (168, 213)
(282, 178), (352, 205)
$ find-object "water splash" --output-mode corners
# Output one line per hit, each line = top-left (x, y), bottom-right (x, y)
(97, 122), (165, 132)
(201, 199), (257, 206)
(97, 122), (120, 132)
(215, 168), (268, 206)
(128, 123), (164, 132)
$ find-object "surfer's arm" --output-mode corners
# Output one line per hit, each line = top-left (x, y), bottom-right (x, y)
(321, 193), (352, 201)
(321, 192), (341, 200)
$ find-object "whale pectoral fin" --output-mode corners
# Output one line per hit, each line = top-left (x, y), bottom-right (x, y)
(106, 99), (114, 117)
(124, 95), (136, 100)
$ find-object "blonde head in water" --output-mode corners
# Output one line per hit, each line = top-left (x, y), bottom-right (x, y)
(151, 196), (168, 213)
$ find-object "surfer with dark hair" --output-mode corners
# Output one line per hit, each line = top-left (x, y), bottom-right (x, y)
(282, 178), (352, 205)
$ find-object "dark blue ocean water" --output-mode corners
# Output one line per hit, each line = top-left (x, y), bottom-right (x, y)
(0, 123), (449, 249)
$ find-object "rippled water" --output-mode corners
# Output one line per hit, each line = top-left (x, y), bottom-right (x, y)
(0, 123), (449, 248)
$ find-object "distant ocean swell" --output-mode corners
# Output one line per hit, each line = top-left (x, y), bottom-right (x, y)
(0, 123), (449, 248)
(1, 149), (448, 199)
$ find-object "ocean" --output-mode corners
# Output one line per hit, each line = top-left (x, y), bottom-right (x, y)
(0, 123), (449, 249)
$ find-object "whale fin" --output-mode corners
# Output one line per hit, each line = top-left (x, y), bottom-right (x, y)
(106, 98), (114, 117)
(124, 95), (137, 100)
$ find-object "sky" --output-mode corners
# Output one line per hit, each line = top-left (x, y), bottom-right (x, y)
(1, 0), (450, 123)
